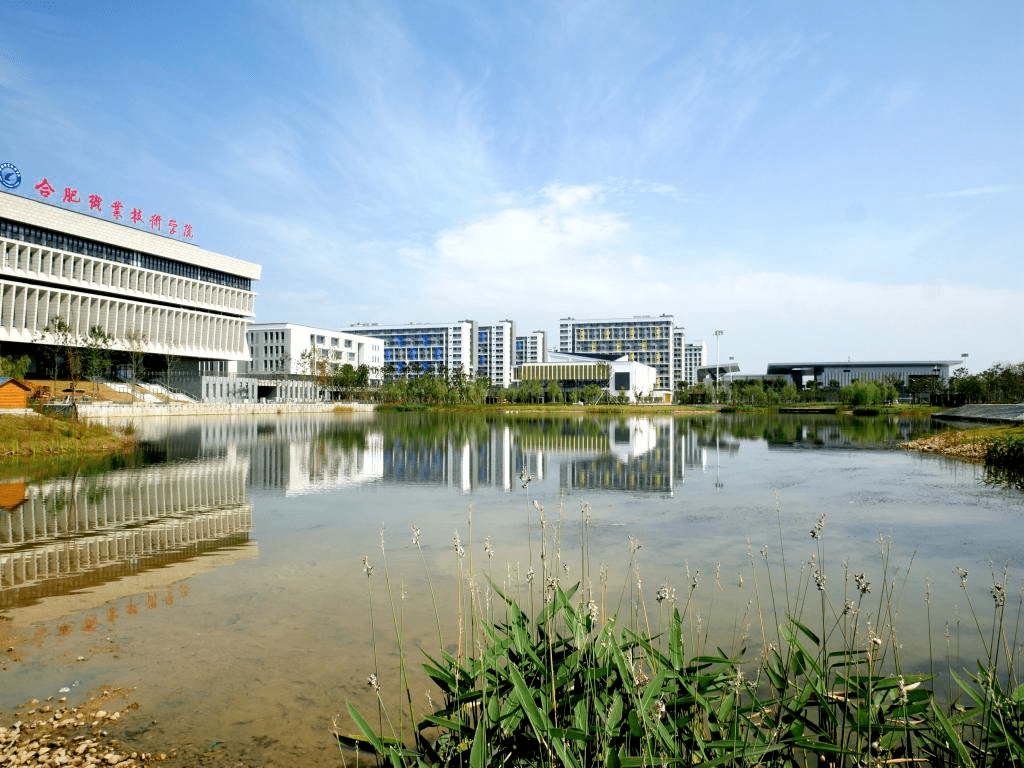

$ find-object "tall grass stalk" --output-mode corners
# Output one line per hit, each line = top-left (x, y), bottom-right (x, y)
(341, 492), (1023, 768)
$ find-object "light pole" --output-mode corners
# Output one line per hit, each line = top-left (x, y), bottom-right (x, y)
(714, 329), (724, 404)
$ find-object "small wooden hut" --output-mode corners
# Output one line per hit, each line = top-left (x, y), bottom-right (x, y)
(0, 377), (33, 409)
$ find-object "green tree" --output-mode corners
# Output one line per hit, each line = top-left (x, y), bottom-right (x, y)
(124, 329), (148, 402)
(545, 379), (564, 404)
(82, 325), (113, 396)
(0, 352), (31, 381)
(518, 378), (544, 404)
(37, 315), (81, 395)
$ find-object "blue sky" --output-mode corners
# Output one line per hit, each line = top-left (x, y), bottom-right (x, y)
(1, 0), (1020, 374)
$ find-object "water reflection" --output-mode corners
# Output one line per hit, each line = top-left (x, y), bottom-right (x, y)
(0, 410), (1016, 766)
(4, 412), (939, 606)
(223, 411), (941, 495)
(1, 457), (252, 611)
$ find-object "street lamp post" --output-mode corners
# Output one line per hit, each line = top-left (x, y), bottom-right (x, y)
(714, 329), (724, 404)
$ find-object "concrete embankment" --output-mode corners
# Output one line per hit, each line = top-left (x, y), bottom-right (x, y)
(78, 401), (374, 426)
(932, 404), (1024, 424)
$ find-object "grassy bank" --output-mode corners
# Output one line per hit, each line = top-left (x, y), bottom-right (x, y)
(341, 490), (1022, 767)
(902, 423), (1024, 466)
(0, 413), (134, 463)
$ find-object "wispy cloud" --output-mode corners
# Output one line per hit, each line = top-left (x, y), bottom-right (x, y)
(926, 185), (1010, 199)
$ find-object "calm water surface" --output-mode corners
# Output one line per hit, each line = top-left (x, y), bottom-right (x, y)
(1, 411), (1022, 765)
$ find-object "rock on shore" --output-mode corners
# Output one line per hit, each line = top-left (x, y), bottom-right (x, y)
(0, 689), (167, 768)
(900, 431), (988, 462)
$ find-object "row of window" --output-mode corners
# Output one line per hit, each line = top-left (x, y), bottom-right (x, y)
(4, 240), (250, 314)
(0, 218), (252, 291)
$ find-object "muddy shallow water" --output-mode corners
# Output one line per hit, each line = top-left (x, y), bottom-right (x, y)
(2, 411), (1022, 765)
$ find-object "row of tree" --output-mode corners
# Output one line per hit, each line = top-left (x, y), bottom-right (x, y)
(0, 315), (150, 399)
(949, 363), (1024, 403)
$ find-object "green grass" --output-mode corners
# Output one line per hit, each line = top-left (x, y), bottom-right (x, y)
(340, 488), (1023, 767)
(0, 412), (134, 463)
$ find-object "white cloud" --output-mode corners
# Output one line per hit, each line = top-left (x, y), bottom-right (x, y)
(926, 185), (1010, 200)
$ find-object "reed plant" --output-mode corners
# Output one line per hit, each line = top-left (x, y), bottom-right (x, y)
(339, 476), (1023, 767)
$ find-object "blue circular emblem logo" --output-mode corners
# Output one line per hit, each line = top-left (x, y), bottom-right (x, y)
(0, 162), (22, 190)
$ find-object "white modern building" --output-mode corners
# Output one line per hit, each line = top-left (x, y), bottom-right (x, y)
(1, 190), (260, 399)
(515, 330), (548, 368)
(518, 350), (658, 403)
(475, 320), (516, 388)
(344, 320), (473, 379)
(245, 322), (383, 378)
(559, 315), (677, 391)
(683, 341), (706, 389)
(766, 360), (962, 390)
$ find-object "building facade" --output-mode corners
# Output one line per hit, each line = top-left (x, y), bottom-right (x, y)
(344, 321), (475, 380)
(559, 315), (676, 390)
(766, 360), (961, 390)
(245, 322), (383, 379)
(683, 341), (706, 388)
(518, 350), (658, 403)
(1, 191), (260, 394)
(475, 320), (516, 388)
(515, 330), (548, 368)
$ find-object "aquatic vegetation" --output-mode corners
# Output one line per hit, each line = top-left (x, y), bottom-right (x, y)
(339, 491), (1023, 767)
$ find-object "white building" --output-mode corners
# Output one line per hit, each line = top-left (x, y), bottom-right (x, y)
(1, 190), (260, 399)
(475, 320), (516, 388)
(515, 330), (548, 368)
(559, 315), (677, 391)
(344, 320), (473, 379)
(683, 341), (706, 388)
(518, 350), (658, 403)
(245, 322), (383, 379)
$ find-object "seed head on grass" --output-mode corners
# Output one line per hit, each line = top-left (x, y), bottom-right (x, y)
(814, 569), (826, 591)
(991, 582), (1007, 607)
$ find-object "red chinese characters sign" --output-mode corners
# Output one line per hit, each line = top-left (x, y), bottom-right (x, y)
(30, 176), (195, 241)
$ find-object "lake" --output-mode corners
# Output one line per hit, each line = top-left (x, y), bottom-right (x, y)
(1, 410), (1022, 766)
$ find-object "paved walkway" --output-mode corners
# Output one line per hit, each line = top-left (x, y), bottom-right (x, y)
(933, 404), (1024, 424)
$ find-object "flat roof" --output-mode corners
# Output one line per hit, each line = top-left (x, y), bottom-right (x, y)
(768, 360), (961, 369)
(1, 191), (261, 281)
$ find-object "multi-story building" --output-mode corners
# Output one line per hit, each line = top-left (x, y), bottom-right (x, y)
(515, 330), (547, 368)
(683, 341), (706, 388)
(344, 320), (475, 380)
(475, 320), (515, 388)
(245, 322), (382, 378)
(1, 190), (260, 398)
(559, 315), (676, 390)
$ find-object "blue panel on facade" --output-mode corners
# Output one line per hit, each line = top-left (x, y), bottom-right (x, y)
(479, 331), (487, 343)
(409, 348), (417, 360)
(396, 335), (405, 347)
(479, 355), (486, 365)
(397, 361), (405, 371)
(384, 349), (392, 361)
(434, 347), (442, 360)
(421, 335), (429, 345)
(421, 362), (429, 371)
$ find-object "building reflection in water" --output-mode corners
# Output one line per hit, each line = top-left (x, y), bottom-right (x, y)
(0, 457), (253, 611)
(237, 414), (751, 496)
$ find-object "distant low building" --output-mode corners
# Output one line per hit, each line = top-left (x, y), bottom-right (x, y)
(766, 360), (961, 390)
(517, 350), (658, 402)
